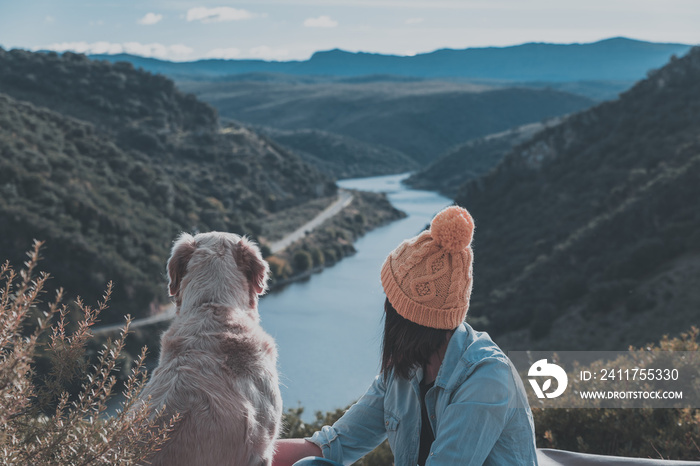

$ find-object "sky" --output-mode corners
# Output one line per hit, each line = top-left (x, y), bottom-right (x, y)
(1, 0), (699, 62)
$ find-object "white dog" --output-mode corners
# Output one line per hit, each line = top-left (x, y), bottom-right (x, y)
(140, 231), (282, 466)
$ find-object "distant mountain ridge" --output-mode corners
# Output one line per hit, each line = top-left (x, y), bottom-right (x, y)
(90, 38), (692, 82)
(183, 79), (594, 164)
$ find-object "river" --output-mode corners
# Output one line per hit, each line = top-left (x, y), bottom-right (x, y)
(259, 173), (451, 419)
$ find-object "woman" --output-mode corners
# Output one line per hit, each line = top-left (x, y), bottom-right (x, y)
(274, 206), (538, 465)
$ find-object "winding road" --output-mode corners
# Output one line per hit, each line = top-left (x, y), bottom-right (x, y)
(93, 189), (354, 335)
(269, 189), (353, 253)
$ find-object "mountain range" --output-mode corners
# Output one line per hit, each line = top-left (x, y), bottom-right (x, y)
(91, 37), (691, 83)
(84, 37), (691, 177)
(181, 79), (593, 164)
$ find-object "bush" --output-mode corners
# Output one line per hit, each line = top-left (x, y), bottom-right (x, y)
(625, 290), (656, 313)
(309, 248), (325, 267)
(529, 308), (554, 340)
(585, 279), (637, 314)
(259, 244), (272, 258)
(266, 255), (292, 280)
(323, 248), (338, 265)
(533, 327), (700, 460)
(0, 242), (177, 464)
(292, 250), (313, 273)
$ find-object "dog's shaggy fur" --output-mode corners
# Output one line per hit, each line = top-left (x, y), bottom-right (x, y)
(140, 232), (282, 466)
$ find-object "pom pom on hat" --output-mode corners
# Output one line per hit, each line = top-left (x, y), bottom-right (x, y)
(430, 206), (474, 253)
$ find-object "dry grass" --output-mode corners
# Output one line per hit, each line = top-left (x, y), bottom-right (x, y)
(0, 241), (178, 465)
(533, 327), (700, 460)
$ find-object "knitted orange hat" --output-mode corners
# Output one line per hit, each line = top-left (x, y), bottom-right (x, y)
(380, 206), (474, 330)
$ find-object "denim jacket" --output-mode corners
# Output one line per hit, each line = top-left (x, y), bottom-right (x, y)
(307, 323), (538, 465)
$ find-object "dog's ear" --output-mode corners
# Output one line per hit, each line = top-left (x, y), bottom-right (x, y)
(235, 237), (270, 307)
(167, 233), (197, 298)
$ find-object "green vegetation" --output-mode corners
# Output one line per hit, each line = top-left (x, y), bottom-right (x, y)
(456, 46), (700, 350)
(0, 48), (335, 322)
(265, 191), (405, 284)
(309, 247), (325, 267)
(534, 327), (700, 460)
(0, 48), (217, 136)
(0, 244), (176, 464)
(292, 250), (313, 273)
(255, 126), (419, 179)
(405, 119), (559, 197)
(179, 77), (594, 164)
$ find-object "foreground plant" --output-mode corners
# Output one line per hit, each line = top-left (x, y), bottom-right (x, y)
(533, 327), (700, 460)
(0, 241), (177, 465)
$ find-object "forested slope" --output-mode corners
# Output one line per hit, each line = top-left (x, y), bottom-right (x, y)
(0, 49), (334, 321)
(405, 120), (560, 196)
(181, 78), (594, 164)
(457, 48), (700, 349)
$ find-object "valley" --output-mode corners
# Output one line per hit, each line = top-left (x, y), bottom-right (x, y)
(1, 39), (697, 360)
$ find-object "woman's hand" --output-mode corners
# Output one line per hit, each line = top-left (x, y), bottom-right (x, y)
(272, 439), (323, 466)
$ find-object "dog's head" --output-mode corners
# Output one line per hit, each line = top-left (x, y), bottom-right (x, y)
(167, 231), (270, 310)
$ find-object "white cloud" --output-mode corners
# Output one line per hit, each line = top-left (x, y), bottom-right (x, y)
(204, 47), (241, 59)
(186, 7), (255, 23)
(303, 15), (338, 28)
(39, 41), (193, 60)
(40, 41), (113, 55)
(248, 45), (290, 60)
(405, 17), (424, 25)
(167, 44), (195, 56)
(138, 13), (163, 25)
(44, 16), (55, 24)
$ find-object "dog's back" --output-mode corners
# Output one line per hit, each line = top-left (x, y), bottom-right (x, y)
(140, 232), (281, 466)
(144, 307), (281, 466)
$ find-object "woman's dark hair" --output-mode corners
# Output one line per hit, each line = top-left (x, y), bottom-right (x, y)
(381, 298), (452, 381)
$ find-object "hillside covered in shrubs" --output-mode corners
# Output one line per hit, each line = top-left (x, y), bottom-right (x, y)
(405, 119), (560, 197)
(179, 77), (594, 164)
(0, 49), (217, 137)
(458, 47), (700, 350)
(255, 126), (419, 179)
(0, 48), (335, 322)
